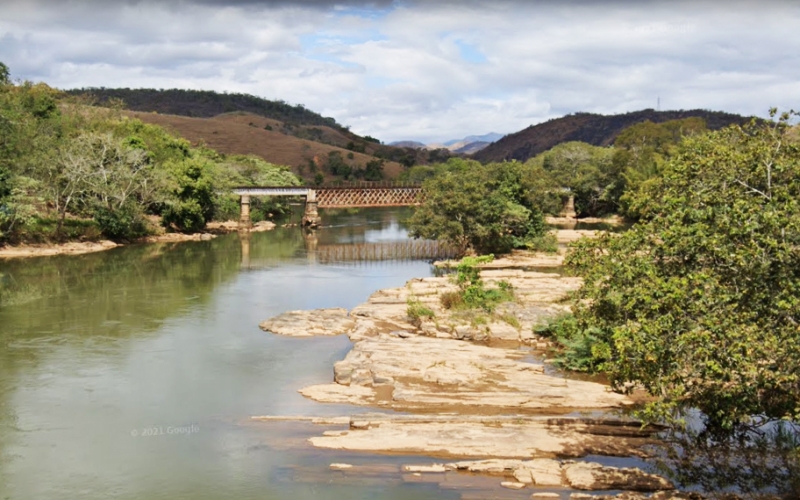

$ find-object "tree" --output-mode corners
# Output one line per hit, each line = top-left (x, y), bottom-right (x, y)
(528, 141), (619, 216)
(613, 118), (708, 217)
(565, 111), (800, 432)
(408, 159), (549, 255)
(0, 62), (9, 85)
(162, 156), (217, 233)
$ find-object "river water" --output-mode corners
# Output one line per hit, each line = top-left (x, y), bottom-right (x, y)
(0, 208), (464, 500)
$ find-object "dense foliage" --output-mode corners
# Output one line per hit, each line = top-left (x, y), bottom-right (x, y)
(0, 64), (300, 243)
(407, 158), (554, 255)
(564, 111), (800, 431)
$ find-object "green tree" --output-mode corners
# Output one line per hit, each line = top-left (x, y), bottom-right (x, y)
(565, 111), (800, 432)
(528, 141), (619, 216)
(162, 156), (216, 233)
(613, 118), (707, 217)
(0, 62), (9, 85)
(408, 159), (549, 255)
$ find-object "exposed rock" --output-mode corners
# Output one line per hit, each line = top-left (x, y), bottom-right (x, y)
(402, 464), (446, 473)
(449, 458), (563, 486)
(259, 308), (355, 337)
(501, 481), (527, 490)
(570, 493), (704, 500)
(487, 321), (521, 341)
(563, 462), (674, 491)
(555, 230), (601, 244)
(310, 416), (658, 459)
(249, 415), (350, 425)
(531, 494), (561, 499)
(524, 458), (564, 486)
(0, 240), (119, 259)
(301, 334), (632, 412)
(330, 463), (353, 470)
(513, 467), (534, 484)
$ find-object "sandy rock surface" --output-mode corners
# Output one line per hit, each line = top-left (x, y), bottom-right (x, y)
(406, 458), (674, 492)
(301, 334), (632, 412)
(563, 462), (674, 491)
(0, 240), (119, 258)
(259, 308), (356, 337)
(207, 220), (276, 232)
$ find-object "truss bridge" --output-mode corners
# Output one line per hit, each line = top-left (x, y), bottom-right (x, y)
(231, 182), (423, 228)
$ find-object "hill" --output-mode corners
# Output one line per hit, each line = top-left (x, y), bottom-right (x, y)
(67, 87), (454, 180)
(67, 87), (344, 129)
(127, 111), (406, 182)
(472, 109), (753, 163)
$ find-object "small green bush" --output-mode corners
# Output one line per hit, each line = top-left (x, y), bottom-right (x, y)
(407, 296), (435, 326)
(162, 199), (205, 233)
(441, 256), (516, 313)
(94, 203), (149, 241)
(526, 231), (559, 253)
(534, 314), (607, 372)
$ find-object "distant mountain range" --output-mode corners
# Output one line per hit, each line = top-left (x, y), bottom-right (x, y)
(389, 132), (504, 154)
(472, 109), (753, 163)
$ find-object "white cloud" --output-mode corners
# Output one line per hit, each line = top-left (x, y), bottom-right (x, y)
(1, 0), (798, 143)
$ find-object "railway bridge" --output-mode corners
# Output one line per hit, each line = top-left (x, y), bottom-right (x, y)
(231, 183), (423, 228)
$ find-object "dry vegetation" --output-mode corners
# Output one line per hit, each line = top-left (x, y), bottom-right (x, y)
(129, 111), (405, 182)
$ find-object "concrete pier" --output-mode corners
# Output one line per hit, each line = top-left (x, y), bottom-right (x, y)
(301, 190), (322, 228)
(239, 194), (252, 229)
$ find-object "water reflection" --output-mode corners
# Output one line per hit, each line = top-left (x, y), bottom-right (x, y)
(0, 208), (450, 500)
(652, 423), (800, 498)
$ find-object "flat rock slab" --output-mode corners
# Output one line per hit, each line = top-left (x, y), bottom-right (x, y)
(259, 308), (355, 337)
(309, 417), (656, 459)
(563, 462), (674, 491)
(301, 334), (632, 412)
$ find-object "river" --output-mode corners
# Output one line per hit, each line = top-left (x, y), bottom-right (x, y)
(0, 208), (463, 500)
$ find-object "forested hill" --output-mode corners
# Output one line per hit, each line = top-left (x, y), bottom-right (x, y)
(472, 109), (753, 163)
(65, 87), (344, 129)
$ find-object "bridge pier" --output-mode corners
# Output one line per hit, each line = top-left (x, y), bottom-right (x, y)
(559, 194), (576, 219)
(239, 195), (252, 230)
(302, 189), (321, 228)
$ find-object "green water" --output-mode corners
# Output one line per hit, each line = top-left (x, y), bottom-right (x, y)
(0, 208), (462, 500)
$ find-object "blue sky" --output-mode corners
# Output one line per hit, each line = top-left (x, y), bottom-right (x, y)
(1, 0), (799, 143)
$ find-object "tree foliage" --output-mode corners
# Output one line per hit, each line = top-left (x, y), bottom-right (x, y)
(613, 118), (708, 216)
(0, 65), (301, 243)
(527, 141), (619, 216)
(408, 158), (550, 255)
(565, 111), (800, 432)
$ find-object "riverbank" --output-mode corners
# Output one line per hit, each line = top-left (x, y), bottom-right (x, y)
(256, 245), (686, 497)
(0, 220), (277, 259)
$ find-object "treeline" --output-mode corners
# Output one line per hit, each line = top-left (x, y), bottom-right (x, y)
(473, 108), (752, 163)
(66, 87), (343, 130)
(404, 115), (710, 253)
(0, 63), (300, 245)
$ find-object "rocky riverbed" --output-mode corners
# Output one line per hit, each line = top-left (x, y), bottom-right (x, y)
(256, 247), (687, 497)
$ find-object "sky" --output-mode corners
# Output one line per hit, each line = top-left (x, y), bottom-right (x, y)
(1, 0), (799, 143)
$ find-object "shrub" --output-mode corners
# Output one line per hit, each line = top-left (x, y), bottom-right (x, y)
(94, 203), (149, 241)
(162, 199), (205, 233)
(406, 296), (435, 326)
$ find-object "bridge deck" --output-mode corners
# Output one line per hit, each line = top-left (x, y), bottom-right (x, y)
(231, 185), (423, 208)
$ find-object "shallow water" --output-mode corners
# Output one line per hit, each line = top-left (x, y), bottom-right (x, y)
(0, 208), (463, 500)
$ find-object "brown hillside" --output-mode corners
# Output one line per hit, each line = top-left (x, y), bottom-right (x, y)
(473, 109), (753, 163)
(128, 111), (404, 181)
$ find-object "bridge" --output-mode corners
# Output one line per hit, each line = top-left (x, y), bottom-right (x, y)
(232, 182), (423, 228)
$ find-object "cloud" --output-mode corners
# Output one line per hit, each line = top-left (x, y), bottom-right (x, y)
(1, 0), (798, 143)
